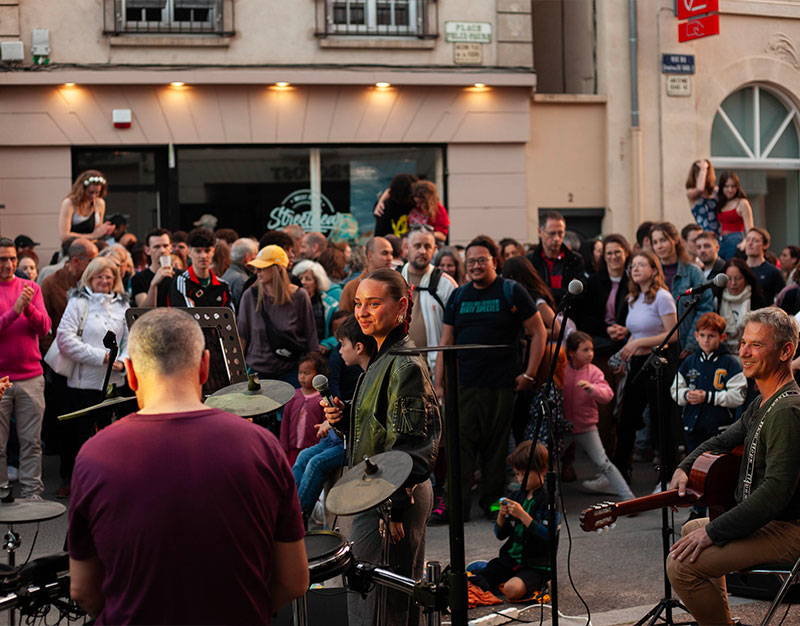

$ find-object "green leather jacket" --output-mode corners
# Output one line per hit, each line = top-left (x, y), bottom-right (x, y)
(339, 326), (441, 519)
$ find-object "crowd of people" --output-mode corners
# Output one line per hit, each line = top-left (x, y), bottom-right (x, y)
(1, 162), (800, 625)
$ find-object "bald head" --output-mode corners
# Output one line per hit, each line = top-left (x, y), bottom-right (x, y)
(366, 236), (394, 272)
(66, 237), (98, 280)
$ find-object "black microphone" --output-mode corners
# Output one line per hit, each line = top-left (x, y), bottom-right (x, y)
(682, 273), (727, 296)
(555, 278), (584, 312)
(312, 374), (337, 408)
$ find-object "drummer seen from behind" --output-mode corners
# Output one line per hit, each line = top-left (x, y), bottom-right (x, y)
(323, 268), (441, 626)
(68, 308), (308, 624)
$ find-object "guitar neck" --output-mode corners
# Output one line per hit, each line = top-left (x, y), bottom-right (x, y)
(614, 488), (700, 517)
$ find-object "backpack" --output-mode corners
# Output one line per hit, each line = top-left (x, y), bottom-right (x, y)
(411, 268), (445, 309)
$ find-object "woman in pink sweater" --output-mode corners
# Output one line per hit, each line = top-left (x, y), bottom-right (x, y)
(564, 331), (634, 500)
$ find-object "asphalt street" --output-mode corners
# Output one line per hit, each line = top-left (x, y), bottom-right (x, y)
(2, 449), (786, 626)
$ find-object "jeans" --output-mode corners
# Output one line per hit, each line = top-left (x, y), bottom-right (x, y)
(565, 428), (634, 499)
(719, 231), (743, 261)
(0, 376), (45, 497)
(292, 437), (344, 516)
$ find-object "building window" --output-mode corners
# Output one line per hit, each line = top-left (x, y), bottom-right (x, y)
(318, 0), (437, 38)
(106, 0), (230, 35)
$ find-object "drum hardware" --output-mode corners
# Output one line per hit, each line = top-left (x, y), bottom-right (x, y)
(204, 376), (295, 419)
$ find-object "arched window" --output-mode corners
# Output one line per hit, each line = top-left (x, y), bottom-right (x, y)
(711, 85), (799, 168)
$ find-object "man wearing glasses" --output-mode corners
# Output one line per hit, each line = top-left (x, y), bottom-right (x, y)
(432, 236), (546, 523)
(0, 237), (51, 499)
(527, 211), (585, 301)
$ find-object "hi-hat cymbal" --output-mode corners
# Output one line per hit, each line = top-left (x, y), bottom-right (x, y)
(0, 499), (66, 524)
(204, 377), (295, 417)
(326, 450), (412, 516)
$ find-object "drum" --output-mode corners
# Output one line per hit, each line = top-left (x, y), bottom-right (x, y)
(304, 530), (353, 585)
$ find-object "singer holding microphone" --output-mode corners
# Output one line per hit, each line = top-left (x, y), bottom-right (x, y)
(323, 268), (441, 626)
(58, 170), (115, 242)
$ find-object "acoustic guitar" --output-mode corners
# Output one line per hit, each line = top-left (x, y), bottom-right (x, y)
(579, 450), (742, 533)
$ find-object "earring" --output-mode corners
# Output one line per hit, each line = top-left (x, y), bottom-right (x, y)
(397, 315), (404, 323)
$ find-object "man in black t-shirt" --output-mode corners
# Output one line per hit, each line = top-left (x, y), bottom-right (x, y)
(131, 229), (174, 308)
(745, 227), (784, 304)
(432, 236), (546, 523)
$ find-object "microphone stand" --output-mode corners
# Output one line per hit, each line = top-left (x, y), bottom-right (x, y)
(99, 331), (118, 404)
(517, 288), (579, 626)
(629, 292), (703, 626)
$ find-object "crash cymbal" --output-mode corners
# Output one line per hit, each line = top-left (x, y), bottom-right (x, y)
(325, 450), (412, 516)
(0, 499), (66, 524)
(204, 376), (295, 417)
(58, 395), (138, 421)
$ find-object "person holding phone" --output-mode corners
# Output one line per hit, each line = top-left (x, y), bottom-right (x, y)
(58, 170), (114, 242)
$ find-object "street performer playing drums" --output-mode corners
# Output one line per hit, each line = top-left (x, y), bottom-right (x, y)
(324, 269), (441, 626)
(68, 308), (308, 624)
(667, 307), (800, 626)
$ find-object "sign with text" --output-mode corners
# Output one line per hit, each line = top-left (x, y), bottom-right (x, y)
(445, 21), (492, 43)
(662, 54), (695, 74)
(678, 14), (719, 42)
(454, 42), (483, 65)
(666, 76), (692, 97)
(676, 0), (718, 20)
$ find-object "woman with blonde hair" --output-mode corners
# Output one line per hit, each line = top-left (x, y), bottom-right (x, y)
(237, 245), (319, 387)
(55, 255), (129, 497)
(409, 180), (449, 242)
(608, 250), (678, 486)
(58, 170), (115, 242)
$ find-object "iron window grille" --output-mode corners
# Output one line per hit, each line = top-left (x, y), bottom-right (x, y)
(104, 0), (234, 36)
(316, 0), (438, 38)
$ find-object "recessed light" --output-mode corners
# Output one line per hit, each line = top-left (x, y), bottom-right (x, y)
(275, 82), (290, 88)
(63, 82), (76, 87)
(170, 81), (185, 87)
(375, 82), (391, 89)
(473, 83), (486, 89)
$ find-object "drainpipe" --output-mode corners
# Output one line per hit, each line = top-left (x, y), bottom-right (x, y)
(629, 0), (644, 226)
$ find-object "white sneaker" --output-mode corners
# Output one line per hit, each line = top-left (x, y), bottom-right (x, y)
(8, 466), (18, 482)
(581, 475), (616, 495)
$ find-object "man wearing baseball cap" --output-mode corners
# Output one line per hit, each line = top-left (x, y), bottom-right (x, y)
(14, 236), (40, 280)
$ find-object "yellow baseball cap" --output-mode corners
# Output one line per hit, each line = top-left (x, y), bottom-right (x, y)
(248, 245), (289, 269)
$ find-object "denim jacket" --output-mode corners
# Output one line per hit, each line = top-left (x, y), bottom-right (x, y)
(670, 261), (713, 354)
(336, 325), (441, 520)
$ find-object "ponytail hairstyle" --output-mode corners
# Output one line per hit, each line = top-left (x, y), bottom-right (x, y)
(362, 268), (413, 335)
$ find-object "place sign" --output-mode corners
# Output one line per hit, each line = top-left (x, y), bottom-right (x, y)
(445, 21), (492, 44)
(662, 54), (695, 74)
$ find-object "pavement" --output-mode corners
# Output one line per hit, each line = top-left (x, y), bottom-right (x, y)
(4, 450), (792, 626)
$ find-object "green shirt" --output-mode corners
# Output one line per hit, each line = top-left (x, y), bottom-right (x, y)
(506, 495), (539, 563)
(678, 381), (800, 545)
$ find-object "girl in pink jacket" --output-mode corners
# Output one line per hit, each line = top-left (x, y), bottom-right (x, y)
(564, 331), (634, 500)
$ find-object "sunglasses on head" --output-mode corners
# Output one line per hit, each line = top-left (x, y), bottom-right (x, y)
(409, 223), (434, 233)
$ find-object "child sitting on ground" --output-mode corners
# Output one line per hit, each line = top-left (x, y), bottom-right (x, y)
(470, 441), (558, 601)
(671, 312), (746, 521)
(292, 316), (376, 521)
(280, 352), (328, 465)
(564, 331), (635, 500)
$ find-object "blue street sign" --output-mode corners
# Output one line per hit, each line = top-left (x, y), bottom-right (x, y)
(662, 54), (695, 74)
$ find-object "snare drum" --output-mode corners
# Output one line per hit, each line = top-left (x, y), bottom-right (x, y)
(304, 530), (353, 584)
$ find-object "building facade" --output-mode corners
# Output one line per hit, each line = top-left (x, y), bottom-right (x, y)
(1, 0), (534, 259)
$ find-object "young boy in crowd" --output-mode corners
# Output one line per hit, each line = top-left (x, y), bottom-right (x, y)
(470, 441), (558, 602)
(292, 315), (375, 525)
(671, 312), (746, 520)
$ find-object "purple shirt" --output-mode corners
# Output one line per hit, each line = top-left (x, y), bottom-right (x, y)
(68, 408), (304, 625)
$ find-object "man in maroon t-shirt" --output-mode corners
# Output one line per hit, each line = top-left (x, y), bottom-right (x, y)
(68, 308), (308, 624)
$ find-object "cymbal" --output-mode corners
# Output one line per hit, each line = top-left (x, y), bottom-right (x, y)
(0, 499), (66, 524)
(326, 450), (412, 516)
(58, 395), (138, 421)
(204, 377), (295, 417)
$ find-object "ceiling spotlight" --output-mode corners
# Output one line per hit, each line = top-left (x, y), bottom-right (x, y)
(170, 81), (185, 87)
(473, 83), (486, 89)
(275, 82), (290, 88)
(375, 82), (391, 89)
(63, 82), (76, 87)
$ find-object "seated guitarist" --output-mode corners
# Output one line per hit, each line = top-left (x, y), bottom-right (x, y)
(667, 307), (800, 626)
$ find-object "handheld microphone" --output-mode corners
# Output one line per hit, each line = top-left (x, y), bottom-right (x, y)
(556, 279), (584, 312)
(683, 273), (727, 296)
(312, 374), (337, 408)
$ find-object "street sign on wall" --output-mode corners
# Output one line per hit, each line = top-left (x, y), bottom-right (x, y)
(676, 0), (719, 21)
(678, 13), (719, 42)
(662, 54), (695, 74)
(444, 22), (492, 43)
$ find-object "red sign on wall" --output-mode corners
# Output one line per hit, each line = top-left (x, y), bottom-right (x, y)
(678, 14), (720, 42)
(676, 0), (719, 20)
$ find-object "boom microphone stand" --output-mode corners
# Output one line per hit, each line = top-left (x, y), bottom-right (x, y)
(629, 291), (705, 626)
(518, 278), (584, 626)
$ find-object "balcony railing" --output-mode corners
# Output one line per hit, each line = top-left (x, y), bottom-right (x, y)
(315, 0), (438, 38)
(103, 0), (235, 36)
